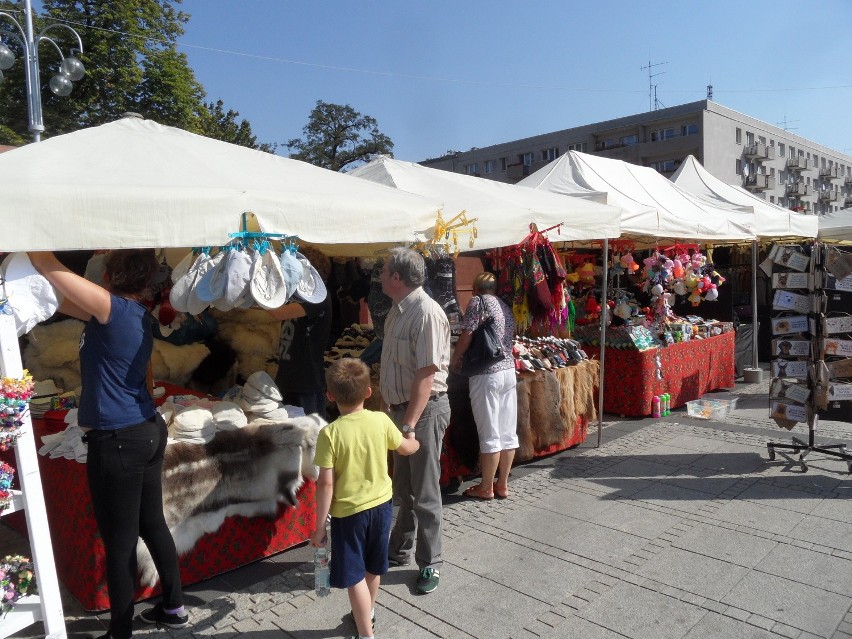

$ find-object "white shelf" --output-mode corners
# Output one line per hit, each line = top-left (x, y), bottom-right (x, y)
(0, 594), (42, 637)
(0, 490), (24, 517)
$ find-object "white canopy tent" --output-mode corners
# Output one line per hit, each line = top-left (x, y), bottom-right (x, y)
(349, 156), (623, 248)
(519, 150), (756, 245)
(0, 116), (443, 256)
(819, 208), (852, 245)
(670, 155), (819, 239)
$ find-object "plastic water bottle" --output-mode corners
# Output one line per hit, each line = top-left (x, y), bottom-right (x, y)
(314, 546), (330, 597)
(663, 393), (671, 416)
(652, 396), (661, 418)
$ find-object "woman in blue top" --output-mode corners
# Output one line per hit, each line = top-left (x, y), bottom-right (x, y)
(29, 250), (188, 639)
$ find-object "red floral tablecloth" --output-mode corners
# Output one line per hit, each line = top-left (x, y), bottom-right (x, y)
(582, 331), (735, 417)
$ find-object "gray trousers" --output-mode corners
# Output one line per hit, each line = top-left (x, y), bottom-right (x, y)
(388, 394), (450, 570)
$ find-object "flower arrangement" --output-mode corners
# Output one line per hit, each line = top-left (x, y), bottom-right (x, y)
(0, 554), (35, 616)
(0, 371), (34, 452)
(0, 462), (14, 515)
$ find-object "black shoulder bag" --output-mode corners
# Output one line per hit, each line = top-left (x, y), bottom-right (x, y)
(460, 296), (505, 376)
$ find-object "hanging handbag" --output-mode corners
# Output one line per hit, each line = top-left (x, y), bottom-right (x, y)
(460, 296), (505, 376)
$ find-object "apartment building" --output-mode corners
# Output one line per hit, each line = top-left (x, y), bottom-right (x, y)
(421, 100), (852, 215)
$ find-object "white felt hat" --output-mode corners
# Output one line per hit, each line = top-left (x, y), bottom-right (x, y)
(219, 249), (253, 310)
(279, 250), (304, 303)
(194, 250), (228, 304)
(1, 253), (61, 337)
(170, 250), (195, 285)
(211, 401), (247, 430)
(292, 252), (328, 304)
(169, 252), (207, 312)
(245, 371), (283, 402)
(185, 253), (218, 316)
(250, 249), (289, 310)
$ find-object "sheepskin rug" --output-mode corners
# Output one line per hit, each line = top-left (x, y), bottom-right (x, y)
(209, 308), (280, 381)
(136, 414), (325, 587)
(23, 319), (211, 389)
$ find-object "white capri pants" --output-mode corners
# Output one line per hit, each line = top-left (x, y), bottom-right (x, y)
(468, 367), (519, 454)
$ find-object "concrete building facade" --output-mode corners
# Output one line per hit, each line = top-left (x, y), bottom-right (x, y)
(421, 100), (852, 215)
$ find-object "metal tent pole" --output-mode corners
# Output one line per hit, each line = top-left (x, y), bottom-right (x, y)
(597, 238), (609, 447)
(752, 239), (759, 371)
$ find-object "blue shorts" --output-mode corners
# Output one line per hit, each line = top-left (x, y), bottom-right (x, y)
(329, 500), (392, 589)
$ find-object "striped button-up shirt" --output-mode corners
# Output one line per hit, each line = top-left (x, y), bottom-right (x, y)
(379, 287), (450, 407)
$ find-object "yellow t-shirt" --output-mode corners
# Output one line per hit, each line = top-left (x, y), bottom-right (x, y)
(313, 409), (402, 519)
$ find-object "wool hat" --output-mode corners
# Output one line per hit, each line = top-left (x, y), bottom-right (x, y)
(244, 370), (283, 402)
(194, 250), (228, 304)
(221, 249), (253, 309)
(1, 252), (61, 337)
(169, 252), (207, 313)
(278, 250), (304, 303)
(292, 252), (328, 304)
(250, 249), (289, 309)
(185, 253), (219, 316)
(211, 400), (248, 431)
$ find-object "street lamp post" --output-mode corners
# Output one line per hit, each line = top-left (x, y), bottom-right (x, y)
(0, 0), (85, 142)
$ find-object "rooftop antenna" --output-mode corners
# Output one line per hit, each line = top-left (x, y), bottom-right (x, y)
(706, 84), (713, 100)
(777, 115), (799, 131)
(640, 58), (667, 111)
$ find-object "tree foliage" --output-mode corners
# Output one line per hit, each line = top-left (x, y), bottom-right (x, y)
(287, 100), (393, 172)
(0, 0), (271, 150)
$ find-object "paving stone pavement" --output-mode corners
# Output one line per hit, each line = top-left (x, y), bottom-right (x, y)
(4, 369), (852, 639)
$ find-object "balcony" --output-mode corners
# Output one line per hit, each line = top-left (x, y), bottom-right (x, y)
(786, 156), (811, 171)
(818, 189), (838, 202)
(744, 143), (776, 161)
(743, 174), (775, 191)
(819, 166), (841, 180)
(845, 195), (852, 207)
(786, 182), (810, 197)
(846, 174), (852, 186)
(506, 163), (531, 180)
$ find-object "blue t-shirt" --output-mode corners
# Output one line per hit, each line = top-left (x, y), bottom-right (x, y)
(77, 295), (155, 430)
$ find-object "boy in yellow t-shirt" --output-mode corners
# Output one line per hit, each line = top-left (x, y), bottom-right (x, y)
(311, 359), (419, 639)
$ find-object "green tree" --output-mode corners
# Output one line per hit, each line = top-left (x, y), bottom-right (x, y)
(0, 0), (271, 150)
(287, 100), (393, 172)
(202, 99), (276, 153)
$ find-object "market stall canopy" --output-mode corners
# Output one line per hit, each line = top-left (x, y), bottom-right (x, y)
(819, 207), (852, 245)
(348, 156), (622, 250)
(518, 150), (756, 245)
(0, 116), (442, 256)
(671, 155), (818, 239)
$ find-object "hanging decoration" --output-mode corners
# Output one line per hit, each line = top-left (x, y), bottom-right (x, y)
(0, 462), (14, 515)
(0, 554), (36, 616)
(0, 370), (34, 452)
(418, 210), (478, 258)
(490, 223), (569, 336)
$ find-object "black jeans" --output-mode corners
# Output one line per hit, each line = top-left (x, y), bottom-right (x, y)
(85, 415), (183, 639)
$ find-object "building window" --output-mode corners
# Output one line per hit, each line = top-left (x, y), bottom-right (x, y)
(651, 159), (681, 173)
(779, 143), (785, 156)
(736, 128), (742, 144)
(521, 152), (533, 166)
(483, 160), (494, 175)
(758, 135), (766, 145)
(681, 124), (698, 136)
(650, 128), (676, 142)
(567, 142), (587, 152)
(620, 134), (639, 146)
(770, 167), (775, 177)
(465, 163), (478, 175)
(746, 132), (755, 145)
(499, 157), (507, 172)
(736, 159), (742, 175)
(770, 139), (775, 147)
(541, 147), (558, 162)
(769, 195), (775, 204)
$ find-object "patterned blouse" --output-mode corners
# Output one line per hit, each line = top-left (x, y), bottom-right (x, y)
(461, 294), (516, 374)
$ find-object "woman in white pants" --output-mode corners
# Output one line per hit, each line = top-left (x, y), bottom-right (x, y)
(450, 272), (518, 500)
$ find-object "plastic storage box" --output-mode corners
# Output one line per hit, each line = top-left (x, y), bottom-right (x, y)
(685, 397), (738, 421)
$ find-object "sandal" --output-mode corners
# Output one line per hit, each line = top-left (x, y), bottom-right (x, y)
(494, 484), (509, 499)
(462, 484), (494, 500)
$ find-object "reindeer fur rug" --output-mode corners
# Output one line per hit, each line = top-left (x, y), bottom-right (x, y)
(136, 414), (325, 587)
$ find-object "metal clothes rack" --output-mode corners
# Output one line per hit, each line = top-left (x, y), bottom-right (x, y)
(766, 241), (852, 473)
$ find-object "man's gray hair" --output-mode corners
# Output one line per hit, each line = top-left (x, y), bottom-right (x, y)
(387, 247), (426, 288)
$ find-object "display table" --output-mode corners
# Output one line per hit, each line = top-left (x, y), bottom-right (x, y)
(2, 392), (316, 611)
(581, 331), (735, 417)
(442, 360), (598, 484)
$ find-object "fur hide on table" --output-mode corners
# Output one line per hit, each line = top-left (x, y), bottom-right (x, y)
(136, 414), (324, 587)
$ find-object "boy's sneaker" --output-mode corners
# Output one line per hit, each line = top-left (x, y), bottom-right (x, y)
(346, 610), (375, 631)
(416, 567), (440, 594)
(137, 603), (190, 628)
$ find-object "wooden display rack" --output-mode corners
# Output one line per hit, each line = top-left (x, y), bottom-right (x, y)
(0, 315), (66, 638)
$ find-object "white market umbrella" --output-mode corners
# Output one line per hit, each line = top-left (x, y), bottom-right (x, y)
(0, 116), (442, 256)
(349, 156), (622, 248)
(819, 207), (852, 245)
(520, 150), (756, 245)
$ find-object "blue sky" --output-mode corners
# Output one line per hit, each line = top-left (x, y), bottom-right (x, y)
(111, 1), (852, 161)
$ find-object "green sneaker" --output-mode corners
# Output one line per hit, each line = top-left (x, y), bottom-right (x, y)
(416, 567), (440, 594)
